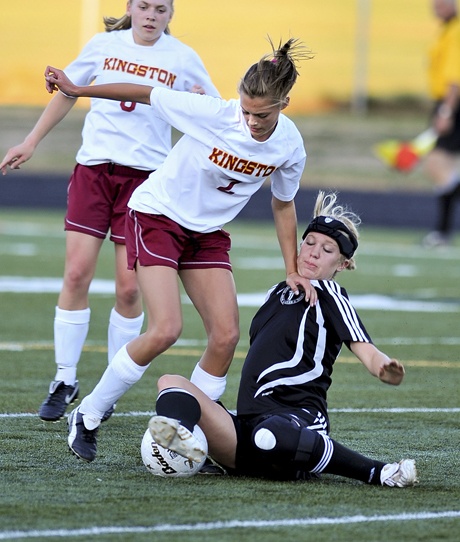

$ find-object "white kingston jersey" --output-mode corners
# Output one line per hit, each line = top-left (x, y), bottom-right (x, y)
(65, 30), (219, 170)
(128, 88), (307, 232)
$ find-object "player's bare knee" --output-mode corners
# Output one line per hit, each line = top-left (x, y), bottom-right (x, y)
(144, 324), (181, 352)
(209, 326), (240, 353)
(116, 284), (141, 308)
(63, 268), (92, 293)
(228, 326), (240, 349)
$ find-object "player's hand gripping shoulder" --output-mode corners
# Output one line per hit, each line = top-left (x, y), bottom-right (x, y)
(45, 66), (79, 98)
(45, 65), (153, 105)
(190, 84), (206, 95)
(286, 272), (318, 305)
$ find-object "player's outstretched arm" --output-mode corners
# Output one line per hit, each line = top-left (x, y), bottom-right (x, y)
(44, 66), (153, 105)
(350, 341), (405, 386)
(0, 92), (76, 175)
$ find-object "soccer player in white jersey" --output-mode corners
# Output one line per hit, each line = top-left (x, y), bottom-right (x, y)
(0, 0), (219, 423)
(45, 37), (318, 462)
(146, 191), (418, 488)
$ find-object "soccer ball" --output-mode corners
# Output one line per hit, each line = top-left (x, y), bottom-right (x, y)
(140, 425), (207, 477)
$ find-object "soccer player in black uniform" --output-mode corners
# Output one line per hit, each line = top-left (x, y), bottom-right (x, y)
(147, 191), (418, 486)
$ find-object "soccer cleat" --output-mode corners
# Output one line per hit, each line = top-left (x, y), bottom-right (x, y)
(381, 459), (418, 487)
(67, 407), (99, 462)
(422, 231), (451, 249)
(148, 415), (207, 463)
(38, 380), (79, 421)
(101, 403), (116, 423)
(198, 456), (227, 475)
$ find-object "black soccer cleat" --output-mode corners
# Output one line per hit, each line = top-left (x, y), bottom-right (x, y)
(38, 380), (79, 421)
(198, 456), (227, 475)
(101, 403), (116, 423)
(67, 407), (99, 462)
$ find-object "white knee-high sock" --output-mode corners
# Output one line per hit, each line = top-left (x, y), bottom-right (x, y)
(107, 308), (144, 364)
(190, 362), (227, 401)
(80, 345), (148, 428)
(54, 307), (90, 385)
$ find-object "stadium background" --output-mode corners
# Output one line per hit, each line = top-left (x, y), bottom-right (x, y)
(2, 0), (458, 231)
(0, 0), (435, 111)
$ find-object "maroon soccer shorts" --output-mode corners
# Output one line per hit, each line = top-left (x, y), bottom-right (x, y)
(126, 211), (232, 271)
(65, 163), (152, 244)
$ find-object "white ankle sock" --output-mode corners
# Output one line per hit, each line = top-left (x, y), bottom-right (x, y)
(107, 308), (144, 364)
(190, 362), (227, 401)
(80, 345), (148, 424)
(54, 306), (90, 385)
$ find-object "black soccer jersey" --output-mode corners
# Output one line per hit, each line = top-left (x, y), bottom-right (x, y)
(236, 280), (372, 419)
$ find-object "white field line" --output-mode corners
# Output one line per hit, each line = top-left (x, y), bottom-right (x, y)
(1, 407), (459, 419)
(0, 511), (459, 540)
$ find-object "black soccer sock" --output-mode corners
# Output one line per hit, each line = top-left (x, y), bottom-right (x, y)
(437, 192), (455, 234)
(321, 438), (386, 485)
(155, 388), (201, 432)
(437, 179), (460, 234)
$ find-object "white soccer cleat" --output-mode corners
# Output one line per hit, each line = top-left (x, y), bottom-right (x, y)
(148, 415), (207, 463)
(381, 459), (418, 487)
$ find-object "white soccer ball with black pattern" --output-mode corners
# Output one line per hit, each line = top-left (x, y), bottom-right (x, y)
(141, 425), (207, 477)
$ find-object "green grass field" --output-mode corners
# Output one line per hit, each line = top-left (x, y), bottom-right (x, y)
(0, 209), (459, 541)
